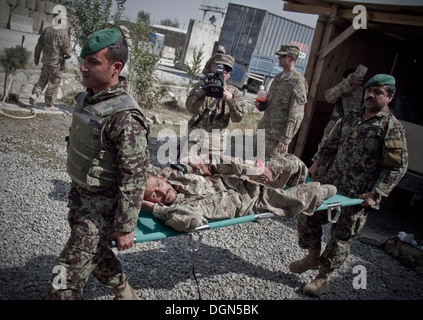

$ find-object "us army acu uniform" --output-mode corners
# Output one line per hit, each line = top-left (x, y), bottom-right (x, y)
(257, 44), (308, 158)
(294, 74), (407, 295)
(45, 29), (150, 300)
(150, 153), (336, 232)
(185, 54), (245, 155)
(30, 24), (71, 109)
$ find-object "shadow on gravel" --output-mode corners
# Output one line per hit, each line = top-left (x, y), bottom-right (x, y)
(48, 179), (70, 202)
(0, 255), (56, 300)
(118, 240), (304, 296)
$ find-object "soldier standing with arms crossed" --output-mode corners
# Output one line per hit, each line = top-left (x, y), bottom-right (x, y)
(256, 44), (308, 158)
(291, 74), (408, 296)
(44, 28), (150, 300)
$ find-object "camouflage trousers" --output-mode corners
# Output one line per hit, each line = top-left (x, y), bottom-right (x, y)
(32, 64), (63, 107)
(297, 205), (369, 270)
(44, 208), (124, 300)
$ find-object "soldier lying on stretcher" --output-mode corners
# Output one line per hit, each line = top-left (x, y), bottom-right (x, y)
(141, 153), (337, 232)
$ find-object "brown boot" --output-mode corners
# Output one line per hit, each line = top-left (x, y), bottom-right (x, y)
(303, 266), (332, 297)
(288, 248), (320, 274)
(29, 93), (37, 106)
(112, 276), (140, 300)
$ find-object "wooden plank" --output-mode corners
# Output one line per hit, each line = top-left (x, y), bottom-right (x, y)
(294, 6), (338, 158)
(284, 2), (423, 27)
(316, 10), (370, 60)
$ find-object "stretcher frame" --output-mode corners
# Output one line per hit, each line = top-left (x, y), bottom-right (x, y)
(129, 192), (363, 299)
(133, 193), (364, 244)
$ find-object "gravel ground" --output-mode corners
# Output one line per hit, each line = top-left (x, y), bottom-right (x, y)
(0, 103), (422, 304)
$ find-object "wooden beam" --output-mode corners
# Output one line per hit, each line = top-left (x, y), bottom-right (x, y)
(317, 12), (370, 59)
(283, 2), (332, 16)
(294, 5), (338, 158)
(284, 2), (423, 27)
(342, 10), (423, 27)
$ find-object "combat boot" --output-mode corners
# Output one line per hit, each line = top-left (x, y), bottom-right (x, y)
(112, 276), (140, 300)
(288, 248), (320, 274)
(321, 184), (337, 199)
(303, 266), (332, 297)
(29, 93), (37, 106)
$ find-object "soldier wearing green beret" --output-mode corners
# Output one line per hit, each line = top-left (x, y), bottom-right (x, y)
(255, 43), (309, 158)
(291, 74), (408, 296)
(44, 28), (150, 300)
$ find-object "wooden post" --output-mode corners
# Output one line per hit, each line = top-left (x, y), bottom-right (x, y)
(294, 5), (338, 158)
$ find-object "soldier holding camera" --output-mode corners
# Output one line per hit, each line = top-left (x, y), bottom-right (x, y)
(185, 54), (246, 156)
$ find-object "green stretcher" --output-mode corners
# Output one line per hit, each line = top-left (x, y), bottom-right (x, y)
(133, 193), (363, 244)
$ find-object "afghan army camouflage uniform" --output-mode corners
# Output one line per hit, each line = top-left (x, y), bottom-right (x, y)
(185, 81), (245, 155)
(256, 69), (308, 158)
(151, 153), (334, 232)
(44, 78), (150, 299)
(300, 107), (408, 271)
(32, 25), (71, 107)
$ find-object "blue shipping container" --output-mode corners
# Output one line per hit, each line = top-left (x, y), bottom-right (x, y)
(219, 3), (314, 90)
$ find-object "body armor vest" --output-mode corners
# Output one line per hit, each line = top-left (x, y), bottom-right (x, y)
(67, 91), (145, 191)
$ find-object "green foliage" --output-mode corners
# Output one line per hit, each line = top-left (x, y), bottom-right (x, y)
(160, 18), (179, 28)
(62, 0), (127, 52)
(0, 46), (31, 73)
(186, 44), (205, 90)
(127, 13), (168, 108)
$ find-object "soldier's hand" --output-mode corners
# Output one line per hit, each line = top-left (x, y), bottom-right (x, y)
(111, 230), (135, 251)
(359, 191), (377, 207)
(308, 161), (319, 181)
(276, 142), (288, 155)
(222, 88), (234, 101)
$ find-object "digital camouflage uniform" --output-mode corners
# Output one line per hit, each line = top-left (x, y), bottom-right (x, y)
(45, 78), (150, 299)
(257, 68), (308, 158)
(32, 25), (71, 107)
(150, 153), (334, 232)
(300, 106), (408, 271)
(185, 55), (245, 155)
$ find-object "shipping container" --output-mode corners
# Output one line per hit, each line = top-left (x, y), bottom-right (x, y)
(219, 3), (314, 91)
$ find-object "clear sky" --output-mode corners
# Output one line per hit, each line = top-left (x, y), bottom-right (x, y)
(119, 0), (318, 29)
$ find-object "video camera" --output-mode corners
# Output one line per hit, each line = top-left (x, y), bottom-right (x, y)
(205, 63), (225, 99)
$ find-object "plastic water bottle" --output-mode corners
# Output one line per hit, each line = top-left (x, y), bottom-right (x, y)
(257, 85), (267, 111)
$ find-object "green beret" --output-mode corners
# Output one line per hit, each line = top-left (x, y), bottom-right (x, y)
(80, 28), (122, 58)
(364, 74), (396, 89)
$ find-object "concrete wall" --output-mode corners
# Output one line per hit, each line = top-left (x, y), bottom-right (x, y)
(0, 0), (58, 34)
(0, 69), (84, 101)
(179, 19), (221, 72)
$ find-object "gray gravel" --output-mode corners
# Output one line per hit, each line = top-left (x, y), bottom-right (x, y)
(0, 108), (422, 301)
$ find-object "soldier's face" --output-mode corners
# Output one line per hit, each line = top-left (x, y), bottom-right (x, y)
(364, 85), (394, 112)
(278, 54), (293, 68)
(144, 174), (177, 205)
(80, 48), (121, 94)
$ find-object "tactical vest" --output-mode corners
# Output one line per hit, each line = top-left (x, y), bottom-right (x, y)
(67, 91), (147, 191)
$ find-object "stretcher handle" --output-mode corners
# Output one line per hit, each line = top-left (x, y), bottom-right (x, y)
(327, 203), (342, 223)
(109, 237), (137, 248)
